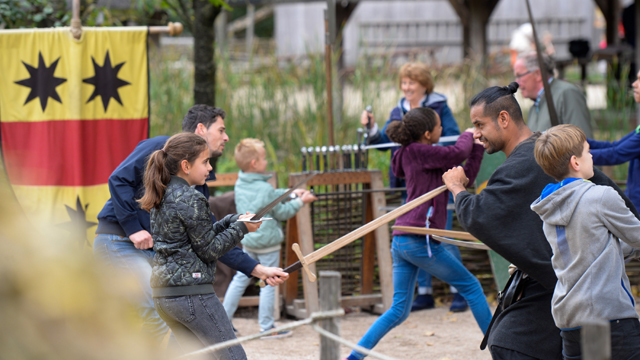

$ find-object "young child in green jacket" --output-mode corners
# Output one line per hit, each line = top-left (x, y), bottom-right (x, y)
(222, 138), (317, 338)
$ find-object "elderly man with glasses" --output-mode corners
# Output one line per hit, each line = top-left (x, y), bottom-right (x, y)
(513, 51), (593, 138)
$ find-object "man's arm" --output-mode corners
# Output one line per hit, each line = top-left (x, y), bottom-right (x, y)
(589, 132), (640, 166)
(217, 244), (289, 286)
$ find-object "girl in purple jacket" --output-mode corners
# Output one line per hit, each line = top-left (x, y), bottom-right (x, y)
(344, 107), (491, 360)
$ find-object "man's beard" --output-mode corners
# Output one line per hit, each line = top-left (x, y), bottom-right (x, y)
(209, 149), (223, 158)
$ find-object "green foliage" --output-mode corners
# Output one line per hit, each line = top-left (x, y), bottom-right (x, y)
(0, 0), (69, 28)
(148, 47), (635, 187)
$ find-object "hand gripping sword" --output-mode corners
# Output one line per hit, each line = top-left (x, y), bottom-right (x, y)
(259, 185), (447, 287)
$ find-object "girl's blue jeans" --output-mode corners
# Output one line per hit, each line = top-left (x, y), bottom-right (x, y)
(349, 235), (492, 359)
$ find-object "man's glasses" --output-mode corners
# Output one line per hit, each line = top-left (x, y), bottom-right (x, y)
(515, 70), (533, 80)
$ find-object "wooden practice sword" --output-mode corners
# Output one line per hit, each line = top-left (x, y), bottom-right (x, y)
(392, 226), (490, 250)
(259, 185), (447, 287)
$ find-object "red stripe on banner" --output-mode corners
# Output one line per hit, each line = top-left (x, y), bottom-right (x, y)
(1, 119), (148, 186)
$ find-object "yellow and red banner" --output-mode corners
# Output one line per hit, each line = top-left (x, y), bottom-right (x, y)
(0, 27), (149, 247)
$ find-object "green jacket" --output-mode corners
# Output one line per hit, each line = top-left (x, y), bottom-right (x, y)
(235, 171), (303, 252)
(527, 79), (593, 138)
(150, 176), (247, 290)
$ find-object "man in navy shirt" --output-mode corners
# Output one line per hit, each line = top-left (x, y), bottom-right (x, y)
(93, 105), (288, 345)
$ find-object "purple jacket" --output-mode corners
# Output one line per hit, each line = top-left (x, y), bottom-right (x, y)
(391, 132), (484, 236)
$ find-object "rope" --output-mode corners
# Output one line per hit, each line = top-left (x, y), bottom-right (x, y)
(179, 309), (345, 358)
(311, 324), (402, 360)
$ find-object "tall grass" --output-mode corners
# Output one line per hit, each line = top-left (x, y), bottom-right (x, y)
(148, 46), (632, 187)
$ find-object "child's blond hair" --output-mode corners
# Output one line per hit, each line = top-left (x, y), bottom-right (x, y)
(235, 138), (265, 172)
(534, 124), (586, 181)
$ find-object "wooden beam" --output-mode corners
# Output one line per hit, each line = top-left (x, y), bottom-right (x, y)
(595, 0), (620, 46)
(447, 0), (468, 25)
(369, 171), (393, 311)
(227, 5), (274, 36)
(361, 182), (375, 295)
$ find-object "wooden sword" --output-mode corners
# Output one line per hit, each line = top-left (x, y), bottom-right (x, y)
(259, 185), (447, 287)
(392, 226), (490, 250)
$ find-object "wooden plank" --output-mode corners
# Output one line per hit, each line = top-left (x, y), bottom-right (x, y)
(283, 217), (299, 307)
(290, 171), (372, 186)
(341, 293), (382, 307)
(369, 170), (393, 311)
(392, 226), (479, 241)
(206, 172), (238, 187)
(361, 183), (375, 294)
(207, 171), (277, 188)
(293, 174), (319, 317)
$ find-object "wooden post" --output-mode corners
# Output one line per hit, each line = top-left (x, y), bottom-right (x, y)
(319, 271), (341, 360)
(448, 0), (498, 61)
(246, 4), (255, 59)
(369, 171), (393, 312)
(581, 320), (611, 360)
(215, 9), (228, 52)
(324, 9), (335, 147)
(361, 182), (375, 296)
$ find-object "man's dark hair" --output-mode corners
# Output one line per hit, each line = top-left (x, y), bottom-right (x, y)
(470, 82), (524, 123)
(181, 105), (226, 133)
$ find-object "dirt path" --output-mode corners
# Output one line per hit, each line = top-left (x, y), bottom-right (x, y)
(234, 305), (493, 360)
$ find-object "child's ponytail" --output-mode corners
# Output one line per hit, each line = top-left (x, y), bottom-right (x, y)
(138, 132), (208, 211)
(386, 107), (438, 146)
(138, 149), (171, 211)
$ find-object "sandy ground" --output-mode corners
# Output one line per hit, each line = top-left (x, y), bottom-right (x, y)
(233, 304), (493, 360)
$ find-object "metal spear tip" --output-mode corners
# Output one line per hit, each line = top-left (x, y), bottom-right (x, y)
(321, 146), (327, 153)
(301, 147), (308, 154)
(353, 144), (359, 151)
(365, 105), (373, 113)
(341, 145), (348, 151)
(315, 146), (321, 153)
(307, 146), (314, 154)
(356, 128), (363, 134)
(328, 145), (334, 152)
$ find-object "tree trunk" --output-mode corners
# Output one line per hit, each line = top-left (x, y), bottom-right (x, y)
(193, 0), (220, 106)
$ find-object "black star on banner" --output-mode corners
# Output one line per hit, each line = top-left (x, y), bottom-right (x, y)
(83, 50), (131, 112)
(14, 52), (67, 112)
(57, 196), (97, 248)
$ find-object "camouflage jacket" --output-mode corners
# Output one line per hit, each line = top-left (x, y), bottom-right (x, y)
(150, 176), (247, 288)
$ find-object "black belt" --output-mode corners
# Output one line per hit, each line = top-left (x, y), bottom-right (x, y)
(480, 269), (529, 350)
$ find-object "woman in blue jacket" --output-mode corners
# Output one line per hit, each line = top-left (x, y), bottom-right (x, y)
(587, 69), (640, 212)
(360, 62), (467, 312)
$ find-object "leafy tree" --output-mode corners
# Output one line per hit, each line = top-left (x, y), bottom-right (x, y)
(0, 0), (69, 28)
(161, 0), (230, 106)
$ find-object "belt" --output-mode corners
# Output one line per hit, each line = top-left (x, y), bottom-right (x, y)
(480, 268), (529, 350)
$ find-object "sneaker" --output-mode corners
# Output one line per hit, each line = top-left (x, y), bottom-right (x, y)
(411, 294), (435, 312)
(260, 325), (293, 339)
(449, 293), (469, 313)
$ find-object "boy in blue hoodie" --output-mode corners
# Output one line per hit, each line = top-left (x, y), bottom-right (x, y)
(222, 138), (317, 338)
(530, 125), (640, 359)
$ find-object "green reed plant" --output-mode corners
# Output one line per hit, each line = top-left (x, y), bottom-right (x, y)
(148, 45), (517, 188)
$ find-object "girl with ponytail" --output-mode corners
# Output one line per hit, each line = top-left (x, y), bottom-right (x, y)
(344, 108), (491, 360)
(139, 132), (260, 359)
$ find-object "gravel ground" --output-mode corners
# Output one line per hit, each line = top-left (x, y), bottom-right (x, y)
(234, 304), (493, 360)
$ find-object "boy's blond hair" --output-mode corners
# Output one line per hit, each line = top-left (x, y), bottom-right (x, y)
(534, 124), (586, 181)
(235, 138), (264, 172)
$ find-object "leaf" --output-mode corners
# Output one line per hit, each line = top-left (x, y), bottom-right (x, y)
(206, 0), (231, 11)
